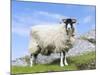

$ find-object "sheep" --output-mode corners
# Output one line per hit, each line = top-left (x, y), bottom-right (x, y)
(28, 18), (77, 67)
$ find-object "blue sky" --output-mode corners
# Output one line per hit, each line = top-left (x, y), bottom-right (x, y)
(12, 0), (96, 60)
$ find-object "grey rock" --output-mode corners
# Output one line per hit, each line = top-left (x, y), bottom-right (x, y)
(68, 38), (95, 56)
(82, 29), (96, 39)
(36, 53), (60, 64)
(12, 58), (28, 66)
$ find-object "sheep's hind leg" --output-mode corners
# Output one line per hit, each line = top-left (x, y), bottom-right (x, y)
(60, 52), (64, 67)
(33, 54), (38, 64)
(30, 54), (34, 67)
(64, 52), (68, 66)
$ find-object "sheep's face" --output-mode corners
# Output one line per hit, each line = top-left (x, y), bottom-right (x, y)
(62, 18), (76, 36)
(67, 28), (75, 44)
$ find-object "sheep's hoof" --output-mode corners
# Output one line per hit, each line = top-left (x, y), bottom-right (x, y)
(65, 63), (68, 66)
(60, 64), (64, 67)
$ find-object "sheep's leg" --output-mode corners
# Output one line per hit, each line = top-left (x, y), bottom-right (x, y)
(30, 54), (34, 67)
(60, 52), (64, 67)
(64, 52), (68, 66)
(34, 54), (38, 64)
(30, 54), (38, 67)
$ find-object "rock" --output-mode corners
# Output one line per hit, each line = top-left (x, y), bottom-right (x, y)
(68, 38), (95, 56)
(83, 29), (96, 39)
(36, 53), (60, 64)
(12, 58), (28, 66)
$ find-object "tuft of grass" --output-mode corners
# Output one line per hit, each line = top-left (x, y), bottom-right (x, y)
(11, 51), (96, 74)
(67, 51), (96, 70)
(68, 51), (95, 64)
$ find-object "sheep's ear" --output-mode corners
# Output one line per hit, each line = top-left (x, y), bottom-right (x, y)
(62, 19), (66, 22)
(72, 19), (76, 23)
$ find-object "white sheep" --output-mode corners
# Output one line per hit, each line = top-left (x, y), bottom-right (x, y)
(28, 19), (76, 67)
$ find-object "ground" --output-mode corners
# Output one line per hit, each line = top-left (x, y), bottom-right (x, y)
(11, 51), (96, 74)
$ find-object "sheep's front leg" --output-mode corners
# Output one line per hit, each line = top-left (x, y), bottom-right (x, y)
(30, 54), (38, 67)
(64, 52), (68, 66)
(30, 54), (34, 67)
(60, 52), (64, 67)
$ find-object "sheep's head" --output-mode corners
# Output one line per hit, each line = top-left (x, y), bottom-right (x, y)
(62, 18), (76, 34)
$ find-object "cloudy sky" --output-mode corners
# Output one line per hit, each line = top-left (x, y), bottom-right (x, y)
(12, 0), (96, 60)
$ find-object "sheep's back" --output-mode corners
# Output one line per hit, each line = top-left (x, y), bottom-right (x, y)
(30, 25), (74, 53)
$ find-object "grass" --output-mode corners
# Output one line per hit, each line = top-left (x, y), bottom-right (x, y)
(11, 51), (96, 74)
(11, 64), (77, 74)
(67, 51), (96, 70)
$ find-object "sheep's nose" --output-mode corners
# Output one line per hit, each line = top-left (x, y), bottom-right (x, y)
(67, 40), (70, 42)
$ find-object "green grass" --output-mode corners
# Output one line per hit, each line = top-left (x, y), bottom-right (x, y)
(11, 51), (96, 74)
(11, 64), (77, 74)
(67, 51), (96, 70)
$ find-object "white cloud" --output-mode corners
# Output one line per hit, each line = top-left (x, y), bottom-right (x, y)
(12, 27), (30, 37)
(12, 11), (67, 37)
(36, 11), (66, 19)
(13, 10), (66, 26)
(32, 11), (67, 25)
